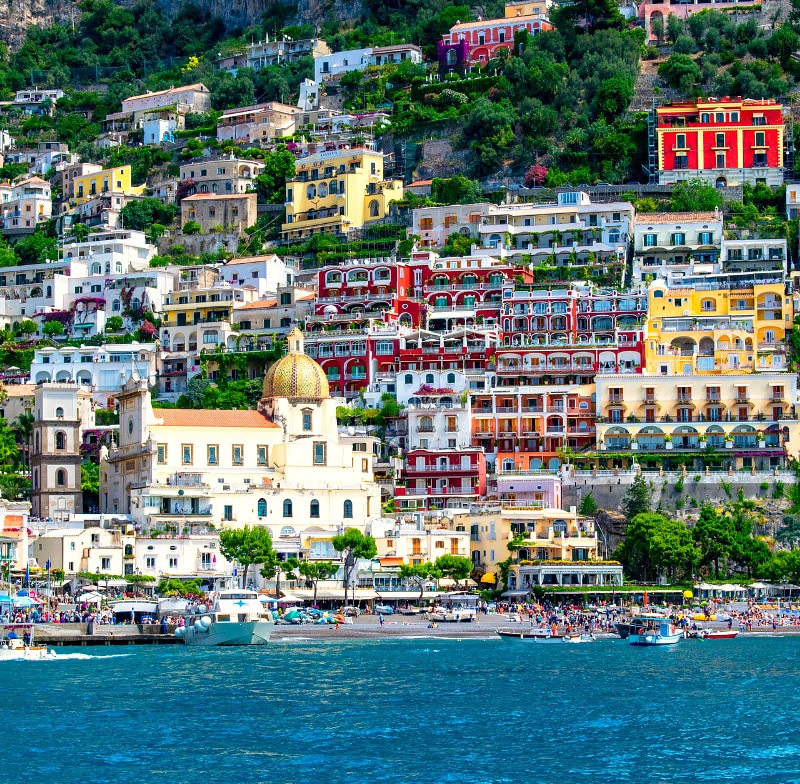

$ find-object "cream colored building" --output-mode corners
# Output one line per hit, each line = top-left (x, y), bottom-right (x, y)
(34, 525), (135, 577)
(135, 534), (235, 587)
(595, 372), (799, 469)
(371, 518), (471, 565)
(100, 330), (382, 559)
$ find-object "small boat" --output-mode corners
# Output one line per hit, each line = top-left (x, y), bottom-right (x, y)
(0, 625), (56, 661)
(615, 613), (670, 639)
(629, 619), (682, 646)
(427, 605), (476, 623)
(176, 589), (275, 646)
(563, 633), (596, 644)
(497, 627), (565, 643)
(686, 628), (739, 640)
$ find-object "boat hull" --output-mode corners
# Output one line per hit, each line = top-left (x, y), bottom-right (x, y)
(182, 620), (274, 646)
(630, 633), (682, 646)
(688, 629), (739, 640)
(496, 630), (567, 642)
(0, 645), (55, 661)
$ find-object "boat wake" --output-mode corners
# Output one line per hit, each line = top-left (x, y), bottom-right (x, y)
(47, 653), (134, 660)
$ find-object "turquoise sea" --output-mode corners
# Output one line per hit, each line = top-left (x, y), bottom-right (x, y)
(3, 636), (800, 784)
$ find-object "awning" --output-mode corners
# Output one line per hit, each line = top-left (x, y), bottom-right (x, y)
(290, 588), (380, 601)
(502, 590), (531, 597)
(277, 593), (305, 604)
(375, 591), (443, 600)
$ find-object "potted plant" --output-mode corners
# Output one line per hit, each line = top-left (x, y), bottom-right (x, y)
(724, 434), (734, 449)
(630, 437), (639, 451)
(757, 430), (766, 448)
(664, 434), (674, 450)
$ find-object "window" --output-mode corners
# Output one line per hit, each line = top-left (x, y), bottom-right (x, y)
(207, 445), (218, 465)
(715, 133), (725, 147)
(55, 431), (66, 450)
(676, 133), (686, 148)
(716, 153), (725, 168)
(302, 410), (312, 431)
(313, 442), (327, 465)
(223, 506), (233, 522)
(55, 407), (64, 418)
(404, 374), (413, 384)
(755, 131), (765, 146)
(309, 499), (320, 518)
(447, 373), (456, 383)
(157, 444), (167, 464)
(56, 469), (66, 486)
(699, 232), (713, 244)
(145, 556), (155, 569)
(343, 500), (353, 518)
(182, 444), (193, 465)
(232, 445), (243, 465)
(283, 499), (293, 517)
(101, 557), (111, 570)
(257, 445), (268, 465)
(671, 233), (685, 245)
(257, 498), (267, 516)
(643, 233), (657, 247)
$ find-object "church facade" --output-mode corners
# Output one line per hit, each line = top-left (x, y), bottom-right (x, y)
(100, 329), (382, 562)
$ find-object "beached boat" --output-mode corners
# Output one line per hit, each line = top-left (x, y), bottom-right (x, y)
(686, 628), (739, 640)
(176, 589), (274, 646)
(427, 606), (476, 622)
(497, 627), (566, 643)
(563, 633), (596, 644)
(629, 619), (682, 646)
(0, 625), (56, 660)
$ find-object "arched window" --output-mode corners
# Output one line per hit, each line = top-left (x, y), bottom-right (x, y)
(369, 200), (380, 217)
(112, 300), (121, 312)
(55, 407), (64, 418)
(32, 469), (38, 490)
(425, 373), (434, 384)
(115, 262), (122, 273)
(553, 520), (568, 535)
(446, 373), (456, 383)
(283, 499), (293, 518)
(55, 431), (66, 450)
(257, 498), (267, 517)
(91, 263), (101, 275)
(56, 469), (66, 486)
(34, 432), (40, 453)
(280, 526), (295, 537)
(318, 182), (328, 198)
(446, 48), (457, 65)
(343, 500), (353, 518)
(310, 500), (320, 518)
(420, 416), (433, 431)
(306, 184), (316, 199)
(404, 374), (413, 384)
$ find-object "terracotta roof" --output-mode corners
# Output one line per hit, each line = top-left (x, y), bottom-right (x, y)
(154, 409), (279, 428)
(635, 212), (718, 224)
(236, 298), (278, 310)
(449, 13), (548, 31)
(3, 384), (35, 397)
(181, 193), (256, 201)
(17, 177), (50, 187)
(124, 83), (208, 102)
(407, 179), (433, 187)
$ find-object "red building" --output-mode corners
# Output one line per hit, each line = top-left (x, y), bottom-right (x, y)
(395, 448), (487, 511)
(656, 97), (785, 187)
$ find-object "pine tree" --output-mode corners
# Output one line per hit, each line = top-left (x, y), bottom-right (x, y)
(622, 474), (651, 520)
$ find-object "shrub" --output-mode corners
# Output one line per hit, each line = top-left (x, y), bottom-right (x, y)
(693, 475), (702, 482)
(773, 481), (785, 499)
(182, 221), (202, 235)
(760, 482), (770, 491)
(720, 479), (733, 498)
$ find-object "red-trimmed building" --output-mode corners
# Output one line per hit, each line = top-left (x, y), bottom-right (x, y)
(395, 448), (487, 511)
(656, 97), (785, 187)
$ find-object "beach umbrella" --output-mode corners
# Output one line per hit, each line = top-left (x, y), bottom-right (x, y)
(12, 596), (35, 607)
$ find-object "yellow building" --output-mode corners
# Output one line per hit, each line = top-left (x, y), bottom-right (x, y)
(72, 165), (145, 206)
(281, 146), (403, 241)
(595, 372), (798, 470)
(645, 279), (792, 375)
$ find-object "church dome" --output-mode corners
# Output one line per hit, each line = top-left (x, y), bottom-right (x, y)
(262, 328), (329, 400)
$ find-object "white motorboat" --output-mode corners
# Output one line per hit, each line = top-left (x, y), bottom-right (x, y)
(427, 605), (476, 623)
(497, 627), (565, 642)
(563, 632), (596, 644)
(176, 589), (275, 646)
(0, 625), (56, 660)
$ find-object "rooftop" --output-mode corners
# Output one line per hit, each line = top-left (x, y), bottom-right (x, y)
(154, 410), (279, 428)
(181, 193), (256, 201)
(124, 83), (208, 102)
(635, 212), (719, 224)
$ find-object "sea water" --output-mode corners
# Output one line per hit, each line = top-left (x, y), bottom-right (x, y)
(3, 636), (800, 784)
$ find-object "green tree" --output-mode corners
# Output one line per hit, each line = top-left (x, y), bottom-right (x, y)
(648, 514), (697, 582)
(434, 554), (473, 588)
(183, 220), (202, 235)
(260, 556), (299, 601)
(219, 525), (277, 588)
(579, 492), (599, 517)
(14, 230), (58, 265)
(658, 54), (701, 89)
(777, 514), (800, 549)
(105, 316), (123, 332)
(430, 175), (484, 205)
(81, 462), (100, 494)
(622, 474), (651, 520)
(670, 179), (724, 211)
(596, 76), (635, 120)
(693, 503), (736, 577)
(297, 560), (339, 605)
(398, 561), (442, 600)
(16, 319), (38, 336)
(120, 198), (177, 231)
(42, 320), (65, 337)
(12, 412), (34, 471)
(331, 528), (377, 606)
(253, 145), (296, 204)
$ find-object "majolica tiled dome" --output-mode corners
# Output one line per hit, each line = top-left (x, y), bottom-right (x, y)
(262, 328), (329, 400)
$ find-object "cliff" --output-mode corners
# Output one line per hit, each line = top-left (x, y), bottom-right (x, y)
(155, 0), (364, 32)
(1, 0), (76, 48)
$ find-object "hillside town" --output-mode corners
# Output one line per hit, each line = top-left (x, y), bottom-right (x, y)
(0, 0), (799, 608)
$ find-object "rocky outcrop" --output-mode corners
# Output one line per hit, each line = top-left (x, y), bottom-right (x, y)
(1, 0), (75, 48)
(155, 0), (364, 32)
